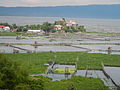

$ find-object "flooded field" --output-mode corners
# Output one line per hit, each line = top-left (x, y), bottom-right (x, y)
(11, 45), (88, 52)
(104, 66), (120, 88)
(0, 34), (120, 55)
(72, 45), (120, 54)
(0, 45), (26, 53)
(30, 69), (117, 89)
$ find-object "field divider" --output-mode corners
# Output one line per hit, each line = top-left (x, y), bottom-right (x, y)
(102, 63), (120, 89)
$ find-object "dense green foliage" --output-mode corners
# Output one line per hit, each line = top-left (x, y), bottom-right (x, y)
(0, 54), (45, 90)
(41, 22), (54, 34)
(0, 54), (28, 89)
(4, 52), (120, 74)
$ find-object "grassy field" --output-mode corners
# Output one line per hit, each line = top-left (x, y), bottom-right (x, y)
(4, 52), (120, 74)
(0, 32), (18, 36)
(54, 68), (76, 74)
(86, 32), (120, 36)
(42, 76), (109, 90)
(31, 75), (109, 90)
(2, 52), (119, 90)
(0, 32), (44, 36)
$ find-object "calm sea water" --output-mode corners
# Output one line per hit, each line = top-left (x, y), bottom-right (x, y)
(0, 16), (120, 33)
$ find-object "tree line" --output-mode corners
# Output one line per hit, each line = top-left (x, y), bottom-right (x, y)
(0, 20), (86, 34)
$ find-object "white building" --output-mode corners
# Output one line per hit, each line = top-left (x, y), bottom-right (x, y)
(66, 20), (77, 26)
(27, 30), (44, 34)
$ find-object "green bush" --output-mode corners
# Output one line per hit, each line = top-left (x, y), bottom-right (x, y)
(0, 54), (28, 90)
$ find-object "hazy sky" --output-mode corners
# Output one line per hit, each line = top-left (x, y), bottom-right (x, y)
(0, 0), (120, 7)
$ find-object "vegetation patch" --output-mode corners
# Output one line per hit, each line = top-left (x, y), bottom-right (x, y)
(44, 76), (109, 90)
(54, 68), (76, 74)
(4, 52), (120, 74)
(0, 32), (17, 36)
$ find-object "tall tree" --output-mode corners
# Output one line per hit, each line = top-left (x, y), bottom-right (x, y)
(41, 22), (53, 34)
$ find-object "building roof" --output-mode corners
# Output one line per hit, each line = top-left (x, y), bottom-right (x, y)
(0, 25), (6, 28)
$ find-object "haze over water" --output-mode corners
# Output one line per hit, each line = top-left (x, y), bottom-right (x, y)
(0, 16), (120, 33)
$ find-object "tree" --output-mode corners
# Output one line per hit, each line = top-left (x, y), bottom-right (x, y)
(41, 22), (53, 34)
(78, 26), (86, 32)
(54, 21), (66, 26)
(0, 54), (45, 90)
(0, 23), (10, 27)
(0, 54), (28, 90)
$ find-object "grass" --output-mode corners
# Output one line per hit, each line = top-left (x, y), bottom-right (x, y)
(0, 32), (17, 36)
(86, 32), (120, 36)
(0, 32), (44, 36)
(44, 76), (109, 90)
(30, 75), (109, 90)
(54, 68), (76, 74)
(3, 52), (120, 74)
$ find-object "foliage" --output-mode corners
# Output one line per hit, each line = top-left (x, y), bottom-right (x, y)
(0, 32), (17, 36)
(54, 21), (66, 26)
(0, 54), (28, 90)
(17, 26), (28, 32)
(54, 68), (76, 74)
(4, 52), (120, 75)
(0, 20), (87, 34)
(27, 79), (44, 90)
(41, 22), (54, 34)
(32, 75), (52, 82)
(0, 54), (46, 90)
(78, 26), (86, 32)
(44, 76), (109, 90)
(0, 23), (11, 27)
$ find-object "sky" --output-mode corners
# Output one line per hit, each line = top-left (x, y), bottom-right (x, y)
(0, 0), (120, 7)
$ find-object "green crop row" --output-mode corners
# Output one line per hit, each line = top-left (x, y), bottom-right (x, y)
(4, 52), (120, 74)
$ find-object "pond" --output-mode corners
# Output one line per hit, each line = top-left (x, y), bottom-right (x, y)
(30, 74), (72, 81)
(30, 70), (117, 90)
(104, 66), (120, 88)
(0, 45), (26, 53)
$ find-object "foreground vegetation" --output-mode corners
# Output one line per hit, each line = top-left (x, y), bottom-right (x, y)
(0, 53), (110, 90)
(44, 76), (108, 90)
(0, 54), (44, 90)
(4, 52), (120, 74)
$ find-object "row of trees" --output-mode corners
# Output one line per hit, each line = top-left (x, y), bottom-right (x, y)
(38, 21), (86, 34)
(0, 21), (86, 33)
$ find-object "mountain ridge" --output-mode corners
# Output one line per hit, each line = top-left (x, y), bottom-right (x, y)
(0, 4), (120, 19)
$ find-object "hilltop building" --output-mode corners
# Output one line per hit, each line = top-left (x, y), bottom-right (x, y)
(66, 20), (77, 27)
(54, 25), (63, 30)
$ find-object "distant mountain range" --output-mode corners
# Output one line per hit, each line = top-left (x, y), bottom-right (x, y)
(0, 4), (120, 19)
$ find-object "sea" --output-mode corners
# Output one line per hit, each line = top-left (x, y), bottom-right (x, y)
(0, 16), (120, 33)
